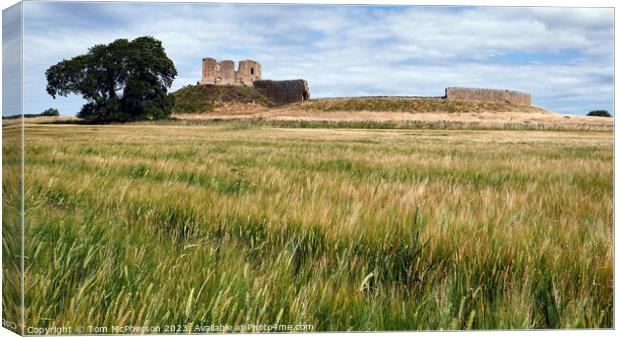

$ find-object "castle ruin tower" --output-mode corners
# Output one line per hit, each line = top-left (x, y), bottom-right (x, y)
(236, 60), (261, 86)
(201, 57), (217, 85)
(219, 60), (236, 85)
(201, 58), (261, 86)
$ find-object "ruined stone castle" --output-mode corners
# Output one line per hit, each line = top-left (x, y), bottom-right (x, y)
(200, 58), (532, 107)
(201, 58), (309, 104)
(201, 58), (261, 86)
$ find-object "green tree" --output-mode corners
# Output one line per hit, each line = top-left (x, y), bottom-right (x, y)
(40, 108), (60, 116)
(586, 110), (611, 117)
(46, 36), (177, 122)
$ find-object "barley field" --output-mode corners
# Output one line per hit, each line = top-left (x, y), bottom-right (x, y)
(4, 122), (613, 331)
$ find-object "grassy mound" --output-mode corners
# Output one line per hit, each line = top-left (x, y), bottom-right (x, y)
(172, 84), (274, 114)
(297, 97), (546, 113)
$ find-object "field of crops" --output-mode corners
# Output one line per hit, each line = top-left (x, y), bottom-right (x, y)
(3, 122), (613, 331)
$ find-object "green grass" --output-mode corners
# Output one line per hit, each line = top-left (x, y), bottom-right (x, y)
(299, 97), (546, 113)
(172, 84), (274, 114)
(2, 124), (22, 335)
(156, 117), (605, 131)
(5, 123), (613, 331)
(171, 86), (544, 116)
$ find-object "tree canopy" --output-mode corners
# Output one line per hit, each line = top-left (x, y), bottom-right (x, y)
(46, 36), (177, 122)
(586, 110), (611, 117)
(40, 108), (60, 117)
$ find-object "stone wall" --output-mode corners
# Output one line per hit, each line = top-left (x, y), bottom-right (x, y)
(445, 87), (532, 106)
(201, 58), (261, 86)
(253, 79), (310, 105)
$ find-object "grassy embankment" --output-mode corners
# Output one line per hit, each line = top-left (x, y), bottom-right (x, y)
(172, 84), (274, 114)
(10, 123), (613, 331)
(295, 97), (546, 114)
(171, 85), (544, 115)
(167, 86), (612, 131)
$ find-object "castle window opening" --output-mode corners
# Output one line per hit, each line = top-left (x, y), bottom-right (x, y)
(251, 68), (254, 75)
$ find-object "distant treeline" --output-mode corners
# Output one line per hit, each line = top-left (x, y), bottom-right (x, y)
(2, 113), (47, 120)
(3, 108), (60, 119)
(3, 114), (54, 120)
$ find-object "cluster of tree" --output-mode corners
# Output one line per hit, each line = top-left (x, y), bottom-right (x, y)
(586, 110), (611, 117)
(46, 36), (177, 123)
(40, 108), (60, 116)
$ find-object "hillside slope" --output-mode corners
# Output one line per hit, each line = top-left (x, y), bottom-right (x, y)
(172, 83), (549, 115)
(168, 95), (614, 130)
(172, 84), (273, 114)
(162, 88), (612, 130)
(295, 97), (548, 113)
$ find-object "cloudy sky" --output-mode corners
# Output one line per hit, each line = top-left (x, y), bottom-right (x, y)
(6, 2), (615, 116)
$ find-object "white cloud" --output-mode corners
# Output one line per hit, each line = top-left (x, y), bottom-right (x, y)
(2, 2), (22, 117)
(21, 2), (613, 116)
